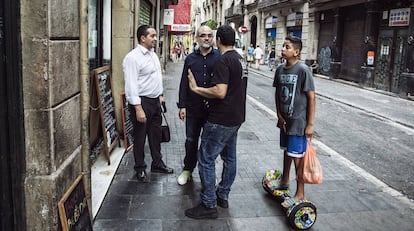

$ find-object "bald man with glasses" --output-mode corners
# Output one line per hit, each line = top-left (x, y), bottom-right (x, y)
(176, 25), (220, 185)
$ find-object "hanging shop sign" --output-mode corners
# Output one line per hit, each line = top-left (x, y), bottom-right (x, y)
(286, 12), (303, 27)
(389, 8), (410, 27)
(265, 16), (278, 29)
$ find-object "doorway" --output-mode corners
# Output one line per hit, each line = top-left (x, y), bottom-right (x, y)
(250, 15), (257, 47)
(0, 0), (25, 230)
(374, 29), (408, 93)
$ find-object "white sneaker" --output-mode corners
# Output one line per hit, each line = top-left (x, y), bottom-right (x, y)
(177, 170), (192, 185)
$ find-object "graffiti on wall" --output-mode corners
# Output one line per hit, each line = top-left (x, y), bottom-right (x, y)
(318, 46), (332, 75)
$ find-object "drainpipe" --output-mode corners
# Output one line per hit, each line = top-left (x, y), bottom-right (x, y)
(79, 0), (91, 214)
(330, 8), (343, 79)
(135, 1), (139, 46)
(156, 0), (160, 54)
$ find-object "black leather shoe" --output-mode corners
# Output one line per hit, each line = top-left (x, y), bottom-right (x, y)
(216, 193), (229, 208)
(136, 170), (147, 181)
(151, 165), (174, 174)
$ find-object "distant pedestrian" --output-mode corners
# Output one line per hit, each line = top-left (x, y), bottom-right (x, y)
(185, 25), (247, 219)
(173, 42), (179, 63)
(272, 36), (316, 208)
(268, 48), (276, 71)
(178, 41), (184, 61)
(122, 25), (174, 182)
(247, 44), (254, 67)
(176, 25), (220, 185)
(253, 45), (263, 70)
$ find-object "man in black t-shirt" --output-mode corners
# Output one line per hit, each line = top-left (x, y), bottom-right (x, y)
(185, 25), (247, 219)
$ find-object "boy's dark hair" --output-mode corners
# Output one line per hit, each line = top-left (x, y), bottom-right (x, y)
(136, 25), (152, 43)
(216, 25), (235, 46)
(285, 35), (302, 52)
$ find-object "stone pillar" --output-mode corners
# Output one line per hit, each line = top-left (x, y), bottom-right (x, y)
(401, 1), (414, 97)
(330, 8), (344, 78)
(302, 2), (319, 66)
(360, 0), (380, 87)
(243, 4), (249, 48)
(257, 11), (263, 48)
(301, 2), (310, 61)
(112, 0), (134, 135)
(21, 0), (82, 229)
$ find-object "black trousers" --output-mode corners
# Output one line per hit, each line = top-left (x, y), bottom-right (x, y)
(130, 97), (164, 172)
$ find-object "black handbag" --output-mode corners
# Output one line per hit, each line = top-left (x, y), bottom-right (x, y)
(161, 112), (170, 143)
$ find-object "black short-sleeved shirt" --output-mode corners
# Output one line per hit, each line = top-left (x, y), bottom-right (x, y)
(208, 50), (247, 126)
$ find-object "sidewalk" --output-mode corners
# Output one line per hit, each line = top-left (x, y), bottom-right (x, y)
(93, 61), (414, 231)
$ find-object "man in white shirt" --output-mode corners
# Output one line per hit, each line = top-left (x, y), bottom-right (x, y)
(123, 25), (174, 182)
(253, 45), (263, 70)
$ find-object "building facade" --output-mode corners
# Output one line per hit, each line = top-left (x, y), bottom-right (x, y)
(310, 0), (414, 96)
(200, 0), (414, 96)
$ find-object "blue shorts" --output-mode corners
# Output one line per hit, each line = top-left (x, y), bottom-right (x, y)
(280, 131), (307, 158)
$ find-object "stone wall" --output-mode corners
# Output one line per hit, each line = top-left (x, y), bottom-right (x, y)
(21, 0), (82, 229)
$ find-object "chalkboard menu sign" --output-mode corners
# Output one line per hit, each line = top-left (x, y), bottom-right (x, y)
(58, 174), (92, 231)
(92, 66), (119, 165)
(121, 93), (134, 152)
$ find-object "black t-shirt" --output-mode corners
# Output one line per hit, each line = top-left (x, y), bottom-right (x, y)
(269, 51), (275, 59)
(208, 50), (247, 126)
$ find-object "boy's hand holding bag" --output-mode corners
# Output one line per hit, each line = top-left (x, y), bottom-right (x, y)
(297, 139), (323, 184)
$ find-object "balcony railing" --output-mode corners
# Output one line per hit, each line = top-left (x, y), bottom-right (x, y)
(225, 4), (243, 18)
(257, 0), (306, 9)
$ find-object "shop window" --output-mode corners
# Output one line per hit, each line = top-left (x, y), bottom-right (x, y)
(88, 0), (111, 70)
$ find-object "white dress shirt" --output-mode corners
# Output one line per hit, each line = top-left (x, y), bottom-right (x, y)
(122, 44), (163, 105)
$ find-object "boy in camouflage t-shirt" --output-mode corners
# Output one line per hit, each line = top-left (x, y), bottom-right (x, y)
(272, 36), (316, 208)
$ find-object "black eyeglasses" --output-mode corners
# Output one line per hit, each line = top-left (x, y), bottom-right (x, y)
(199, 34), (213, 38)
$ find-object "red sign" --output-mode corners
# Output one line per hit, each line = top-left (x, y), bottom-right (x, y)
(168, 0), (191, 32)
(241, 26), (247, 33)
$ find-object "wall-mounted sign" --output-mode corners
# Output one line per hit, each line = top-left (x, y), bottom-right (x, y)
(389, 8), (410, 27)
(265, 16), (278, 29)
(164, 9), (174, 25)
(286, 12), (303, 27)
(383, 11), (388, 20)
(367, 51), (375, 66)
